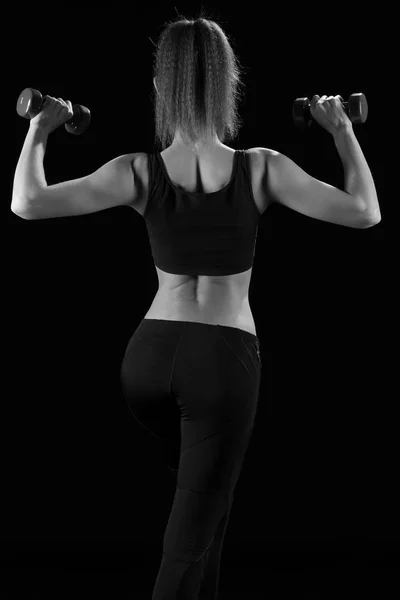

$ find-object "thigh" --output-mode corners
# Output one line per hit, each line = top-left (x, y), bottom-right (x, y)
(152, 323), (262, 597)
(172, 323), (262, 492)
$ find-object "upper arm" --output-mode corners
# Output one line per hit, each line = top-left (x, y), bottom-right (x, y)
(263, 148), (372, 229)
(12, 153), (143, 220)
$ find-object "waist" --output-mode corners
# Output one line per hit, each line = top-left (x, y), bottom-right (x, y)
(144, 289), (256, 337)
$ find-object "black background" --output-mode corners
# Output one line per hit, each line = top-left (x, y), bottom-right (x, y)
(4, 4), (393, 599)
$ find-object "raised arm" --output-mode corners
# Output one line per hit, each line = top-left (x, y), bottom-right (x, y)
(264, 145), (379, 229)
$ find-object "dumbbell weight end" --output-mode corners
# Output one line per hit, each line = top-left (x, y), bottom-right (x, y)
(65, 104), (91, 135)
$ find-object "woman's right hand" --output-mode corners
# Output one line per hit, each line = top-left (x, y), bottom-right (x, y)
(310, 95), (353, 135)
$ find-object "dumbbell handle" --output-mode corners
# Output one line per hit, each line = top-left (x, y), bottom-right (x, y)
(317, 97), (351, 113)
(311, 97), (349, 113)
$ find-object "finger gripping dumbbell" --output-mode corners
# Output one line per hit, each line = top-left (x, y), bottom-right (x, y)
(292, 92), (368, 129)
(16, 88), (91, 135)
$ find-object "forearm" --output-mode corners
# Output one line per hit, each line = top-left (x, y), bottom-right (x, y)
(12, 124), (49, 209)
(333, 126), (381, 221)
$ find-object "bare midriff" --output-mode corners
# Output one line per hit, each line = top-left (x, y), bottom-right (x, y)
(144, 265), (257, 337)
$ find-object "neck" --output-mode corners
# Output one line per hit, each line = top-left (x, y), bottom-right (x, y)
(170, 141), (223, 154)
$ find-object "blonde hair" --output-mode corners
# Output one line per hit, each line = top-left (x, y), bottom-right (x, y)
(151, 8), (246, 151)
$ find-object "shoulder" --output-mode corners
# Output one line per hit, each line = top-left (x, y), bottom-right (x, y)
(247, 146), (277, 160)
(250, 147), (279, 179)
(123, 152), (149, 214)
(246, 147), (279, 211)
(122, 152), (149, 187)
(128, 152), (149, 177)
(121, 151), (148, 169)
(246, 146), (278, 176)
(245, 146), (277, 172)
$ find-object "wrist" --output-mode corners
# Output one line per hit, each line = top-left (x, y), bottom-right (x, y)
(29, 121), (50, 137)
(332, 124), (354, 141)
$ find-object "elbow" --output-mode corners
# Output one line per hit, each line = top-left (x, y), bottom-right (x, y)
(362, 217), (381, 229)
(11, 202), (35, 220)
(358, 210), (382, 229)
(356, 197), (381, 228)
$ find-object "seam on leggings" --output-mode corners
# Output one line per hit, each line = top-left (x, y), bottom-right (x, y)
(181, 428), (225, 455)
(197, 533), (216, 562)
(216, 330), (253, 381)
(176, 488), (221, 495)
(168, 326), (188, 399)
(239, 335), (260, 362)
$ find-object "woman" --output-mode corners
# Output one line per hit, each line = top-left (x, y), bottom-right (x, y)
(120, 11), (264, 599)
(119, 13), (379, 597)
(12, 7), (380, 597)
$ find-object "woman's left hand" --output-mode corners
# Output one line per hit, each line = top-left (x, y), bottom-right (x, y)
(29, 96), (74, 134)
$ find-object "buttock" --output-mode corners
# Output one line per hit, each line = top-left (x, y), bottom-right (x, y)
(120, 317), (262, 485)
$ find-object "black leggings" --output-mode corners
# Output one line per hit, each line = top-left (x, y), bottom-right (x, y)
(120, 318), (262, 599)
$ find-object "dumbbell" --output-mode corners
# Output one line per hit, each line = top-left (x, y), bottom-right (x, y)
(292, 92), (368, 130)
(16, 88), (91, 135)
